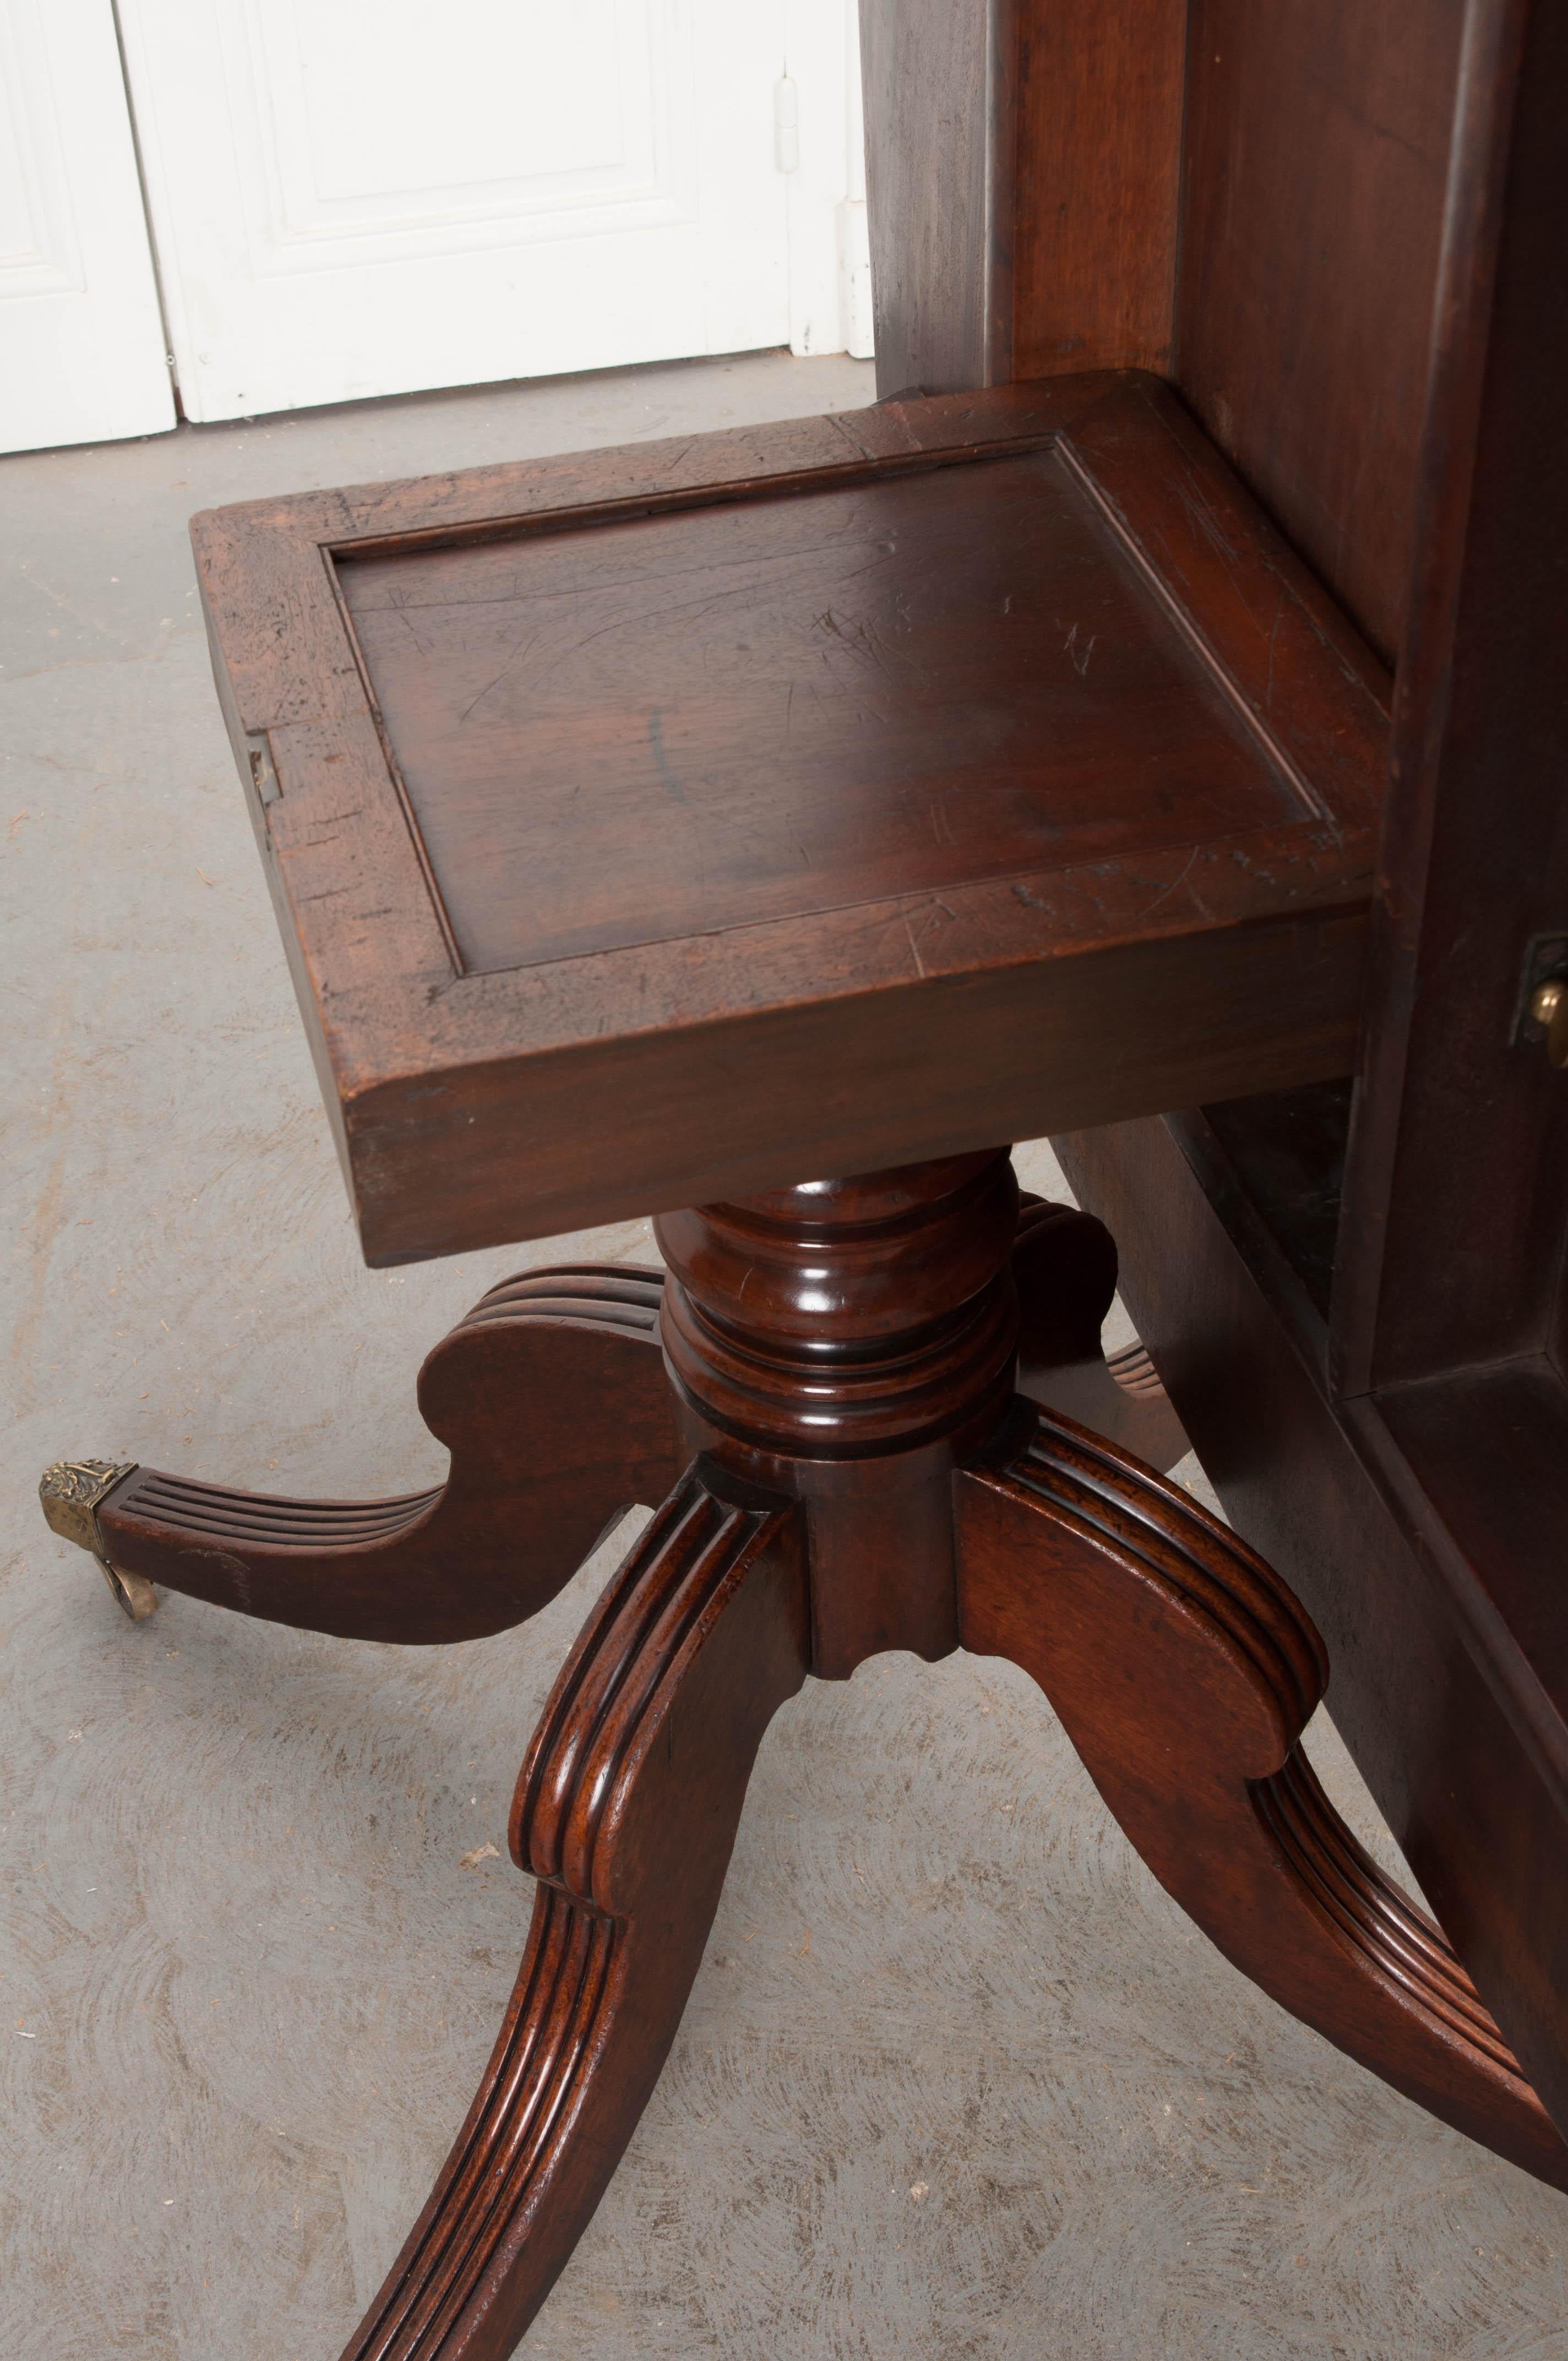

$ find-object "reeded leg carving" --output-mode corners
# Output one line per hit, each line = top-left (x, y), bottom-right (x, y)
(39, 1192), (1185, 1645)
(42, 1145), (1566, 2361)
(1011, 1198), (1190, 1471)
(340, 1463), (809, 2361)
(40, 1267), (684, 1642)
(955, 1402), (1568, 2193)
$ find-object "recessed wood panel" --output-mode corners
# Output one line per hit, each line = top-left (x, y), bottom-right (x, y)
(1177, 0), (1464, 660)
(339, 450), (1305, 975)
(194, 380), (1386, 1260)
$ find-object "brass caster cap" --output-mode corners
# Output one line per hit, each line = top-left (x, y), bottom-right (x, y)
(39, 1457), (137, 1552)
(39, 1459), (155, 1618)
(95, 1555), (160, 1623)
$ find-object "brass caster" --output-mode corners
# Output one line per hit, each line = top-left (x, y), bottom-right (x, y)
(92, 1554), (160, 1622)
(39, 1459), (159, 1622)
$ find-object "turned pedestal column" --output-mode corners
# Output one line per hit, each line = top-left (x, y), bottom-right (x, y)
(656, 1148), (1019, 1674)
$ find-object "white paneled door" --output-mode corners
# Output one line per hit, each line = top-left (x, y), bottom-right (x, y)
(115, 0), (868, 426)
(0, 0), (175, 453)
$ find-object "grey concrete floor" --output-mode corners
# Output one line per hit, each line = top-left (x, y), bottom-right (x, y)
(3, 349), (1565, 2360)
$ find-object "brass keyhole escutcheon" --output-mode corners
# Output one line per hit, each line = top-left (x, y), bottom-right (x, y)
(1529, 977), (1568, 1068)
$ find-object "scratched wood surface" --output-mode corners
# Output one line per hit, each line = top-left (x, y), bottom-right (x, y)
(7, 358), (1567, 2359)
(337, 448), (1300, 975)
(192, 373), (1387, 1263)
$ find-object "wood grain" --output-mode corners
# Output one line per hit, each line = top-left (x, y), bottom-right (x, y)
(96, 1266), (683, 1641)
(193, 376), (1387, 1264)
(997, 0), (1568, 2173)
(864, 0), (1461, 660)
(862, 0), (1187, 398)
(957, 1401), (1568, 2189)
(337, 449), (1304, 975)
(80, 1182), (1186, 1654)
(858, 0), (1016, 395)
(1055, 1107), (1568, 2147)
(657, 1152), (1020, 1677)
(339, 1469), (809, 2361)
(1011, 0), (1186, 380)
(1176, 0), (1463, 660)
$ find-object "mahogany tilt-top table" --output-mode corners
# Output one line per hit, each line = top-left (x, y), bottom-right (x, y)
(37, 0), (1568, 2351)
